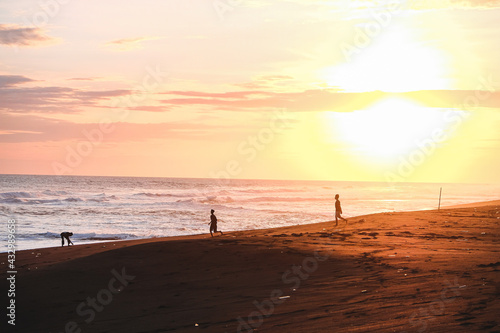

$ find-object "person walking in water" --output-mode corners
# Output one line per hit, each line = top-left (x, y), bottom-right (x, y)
(209, 209), (223, 237)
(334, 194), (348, 227)
(60, 232), (74, 246)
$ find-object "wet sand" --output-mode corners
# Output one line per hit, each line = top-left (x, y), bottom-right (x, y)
(2, 202), (499, 332)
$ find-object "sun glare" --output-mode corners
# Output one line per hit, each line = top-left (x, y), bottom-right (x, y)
(322, 98), (447, 161)
(324, 25), (451, 92)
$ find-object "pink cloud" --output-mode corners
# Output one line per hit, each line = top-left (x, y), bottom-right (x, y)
(0, 113), (234, 143)
(0, 75), (35, 87)
(0, 78), (133, 113)
(160, 89), (500, 112)
(104, 36), (161, 51)
(0, 24), (56, 47)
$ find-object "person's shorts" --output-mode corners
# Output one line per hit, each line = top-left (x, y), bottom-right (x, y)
(210, 223), (217, 231)
(335, 211), (342, 218)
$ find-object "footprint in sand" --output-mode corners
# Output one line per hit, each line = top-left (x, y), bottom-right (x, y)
(477, 262), (500, 268)
(479, 321), (498, 330)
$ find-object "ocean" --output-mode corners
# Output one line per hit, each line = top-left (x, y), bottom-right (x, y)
(1, 174), (499, 252)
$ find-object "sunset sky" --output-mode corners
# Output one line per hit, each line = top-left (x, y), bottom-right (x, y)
(1, 0), (499, 183)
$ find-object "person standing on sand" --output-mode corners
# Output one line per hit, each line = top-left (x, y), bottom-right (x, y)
(60, 232), (74, 246)
(209, 209), (223, 237)
(335, 194), (348, 227)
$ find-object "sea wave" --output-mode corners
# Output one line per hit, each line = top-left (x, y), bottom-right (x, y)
(185, 195), (330, 204)
(0, 191), (119, 204)
(31, 232), (140, 241)
(133, 192), (195, 198)
(42, 190), (69, 196)
(238, 188), (303, 194)
(0, 191), (37, 199)
(243, 196), (329, 203)
(166, 195), (334, 209)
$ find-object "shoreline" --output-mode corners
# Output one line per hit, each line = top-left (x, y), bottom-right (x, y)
(2, 201), (499, 332)
(442, 199), (500, 209)
(9, 199), (499, 254)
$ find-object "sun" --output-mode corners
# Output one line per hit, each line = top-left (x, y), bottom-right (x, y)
(323, 25), (451, 92)
(321, 98), (447, 162)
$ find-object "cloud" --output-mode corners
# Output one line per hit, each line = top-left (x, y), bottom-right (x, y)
(0, 24), (57, 47)
(272, 0), (500, 10)
(160, 89), (500, 112)
(104, 36), (161, 51)
(127, 106), (171, 112)
(3, 73), (498, 116)
(410, 0), (500, 10)
(3, 86), (498, 144)
(0, 75), (35, 88)
(0, 113), (229, 143)
(161, 90), (274, 99)
(0, 79), (133, 113)
(75, 90), (132, 99)
(160, 89), (379, 112)
(234, 75), (296, 90)
(67, 77), (102, 81)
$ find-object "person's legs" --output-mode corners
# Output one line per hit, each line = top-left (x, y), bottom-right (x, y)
(210, 225), (214, 237)
(212, 224), (222, 236)
(61, 235), (65, 246)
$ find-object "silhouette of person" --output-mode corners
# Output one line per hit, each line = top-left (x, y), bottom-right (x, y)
(209, 209), (223, 237)
(335, 194), (348, 227)
(60, 232), (74, 246)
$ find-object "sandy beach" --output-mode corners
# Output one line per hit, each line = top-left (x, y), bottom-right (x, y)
(2, 202), (499, 333)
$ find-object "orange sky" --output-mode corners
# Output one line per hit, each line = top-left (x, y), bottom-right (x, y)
(1, 0), (499, 183)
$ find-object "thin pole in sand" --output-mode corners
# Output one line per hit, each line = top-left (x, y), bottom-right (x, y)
(438, 187), (442, 210)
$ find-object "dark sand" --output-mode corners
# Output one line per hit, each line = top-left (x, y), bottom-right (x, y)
(2, 203), (500, 332)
